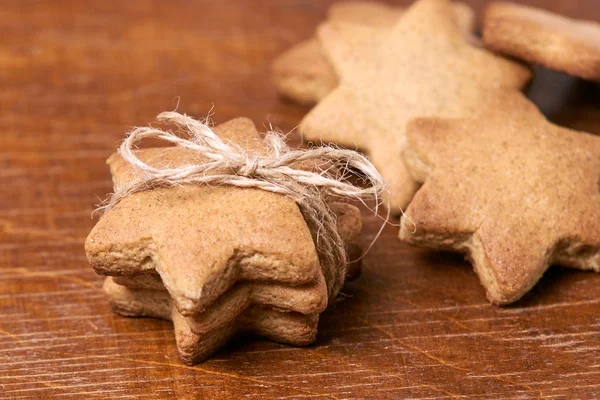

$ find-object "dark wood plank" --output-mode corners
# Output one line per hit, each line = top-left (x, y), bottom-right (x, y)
(1, 0), (599, 398)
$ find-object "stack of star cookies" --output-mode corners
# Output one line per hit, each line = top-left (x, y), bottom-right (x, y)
(273, 0), (600, 305)
(85, 118), (363, 364)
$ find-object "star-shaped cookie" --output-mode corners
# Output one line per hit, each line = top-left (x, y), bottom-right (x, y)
(400, 90), (600, 304)
(483, 1), (600, 82)
(272, 1), (476, 105)
(104, 277), (318, 364)
(85, 118), (362, 315)
(272, 1), (404, 106)
(110, 271), (328, 334)
(300, 0), (532, 213)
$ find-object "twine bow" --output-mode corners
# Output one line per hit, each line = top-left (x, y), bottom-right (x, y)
(99, 111), (387, 298)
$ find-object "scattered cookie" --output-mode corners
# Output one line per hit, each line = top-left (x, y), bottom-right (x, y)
(272, 1), (476, 105)
(300, 0), (532, 213)
(483, 1), (600, 82)
(86, 116), (367, 363)
(400, 90), (600, 304)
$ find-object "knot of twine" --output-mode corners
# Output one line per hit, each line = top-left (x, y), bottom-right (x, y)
(99, 111), (387, 299)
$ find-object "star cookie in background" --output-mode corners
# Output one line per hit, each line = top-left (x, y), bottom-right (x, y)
(483, 1), (600, 82)
(86, 116), (374, 364)
(272, 1), (476, 105)
(300, 0), (531, 214)
(400, 91), (600, 305)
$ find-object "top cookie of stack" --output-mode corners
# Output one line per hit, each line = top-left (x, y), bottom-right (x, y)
(273, 1), (478, 106)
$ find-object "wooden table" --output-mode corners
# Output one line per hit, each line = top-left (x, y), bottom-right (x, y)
(1, 0), (599, 398)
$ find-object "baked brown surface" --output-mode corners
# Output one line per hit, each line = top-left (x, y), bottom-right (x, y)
(86, 117), (363, 310)
(483, 1), (600, 82)
(300, 0), (531, 214)
(85, 117), (363, 362)
(272, 1), (476, 105)
(400, 91), (600, 304)
(3, 0), (600, 398)
(86, 119), (323, 313)
(104, 277), (320, 364)
(108, 273), (328, 333)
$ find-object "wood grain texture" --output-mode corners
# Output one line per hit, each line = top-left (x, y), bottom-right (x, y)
(1, 0), (599, 398)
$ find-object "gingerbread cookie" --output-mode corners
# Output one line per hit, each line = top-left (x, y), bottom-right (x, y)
(300, 0), (532, 214)
(104, 278), (318, 364)
(109, 272), (327, 334)
(272, 1), (476, 105)
(86, 117), (366, 363)
(86, 118), (361, 312)
(400, 90), (600, 304)
(173, 308), (318, 365)
(483, 1), (600, 82)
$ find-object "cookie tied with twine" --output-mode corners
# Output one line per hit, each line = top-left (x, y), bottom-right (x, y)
(97, 111), (387, 300)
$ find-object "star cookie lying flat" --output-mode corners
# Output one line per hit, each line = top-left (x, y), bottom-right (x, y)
(483, 1), (600, 82)
(400, 91), (600, 304)
(272, 1), (476, 105)
(300, 0), (532, 213)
